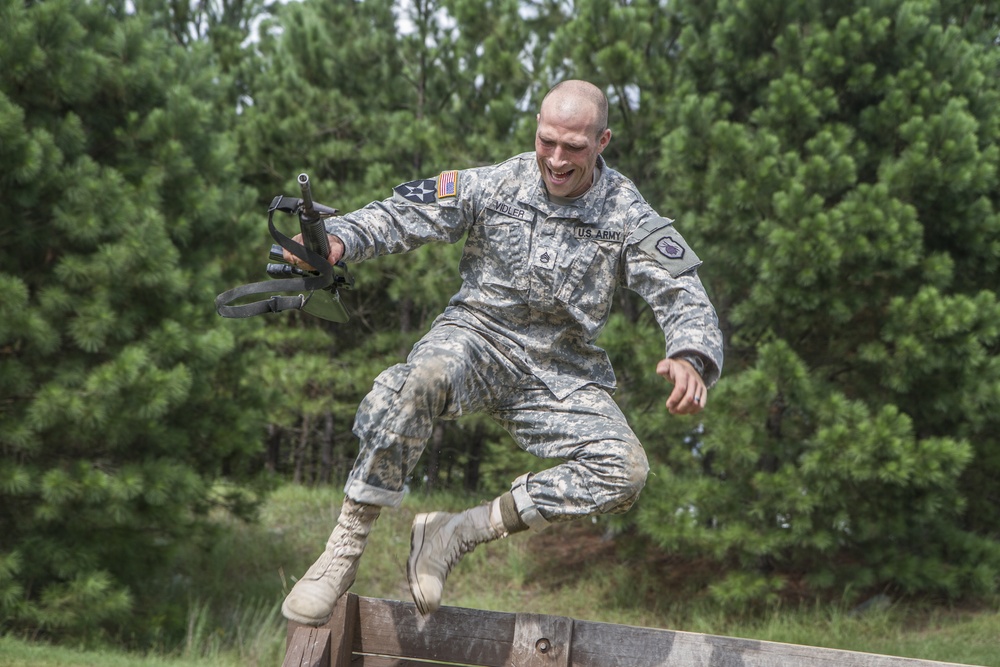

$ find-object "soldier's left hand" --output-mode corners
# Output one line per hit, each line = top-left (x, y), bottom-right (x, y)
(282, 233), (345, 270)
(656, 357), (706, 415)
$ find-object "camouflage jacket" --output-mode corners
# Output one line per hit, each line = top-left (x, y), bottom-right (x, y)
(326, 152), (723, 400)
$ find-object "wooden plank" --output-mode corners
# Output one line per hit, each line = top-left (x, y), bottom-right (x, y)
(283, 596), (981, 667)
(282, 625), (332, 667)
(282, 626), (309, 667)
(510, 613), (573, 667)
(329, 593), (360, 667)
(352, 596), (516, 666)
(568, 617), (981, 667)
(284, 595), (359, 667)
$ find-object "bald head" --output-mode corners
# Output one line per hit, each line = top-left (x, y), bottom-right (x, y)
(539, 80), (609, 139)
(534, 80), (612, 198)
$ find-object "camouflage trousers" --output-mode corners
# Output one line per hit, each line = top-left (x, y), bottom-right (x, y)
(343, 323), (649, 526)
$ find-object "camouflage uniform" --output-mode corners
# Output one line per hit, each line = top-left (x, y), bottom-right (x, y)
(326, 152), (723, 526)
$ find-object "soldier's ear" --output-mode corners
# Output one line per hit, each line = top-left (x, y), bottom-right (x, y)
(597, 128), (612, 153)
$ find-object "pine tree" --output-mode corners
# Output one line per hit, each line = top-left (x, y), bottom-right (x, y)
(634, 0), (1000, 605)
(0, 0), (267, 639)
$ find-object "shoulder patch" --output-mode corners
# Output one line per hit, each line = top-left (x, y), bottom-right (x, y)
(653, 235), (686, 260)
(634, 217), (702, 276)
(393, 178), (438, 204)
(437, 170), (458, 198)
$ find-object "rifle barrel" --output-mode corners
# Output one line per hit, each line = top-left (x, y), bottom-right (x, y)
(297, 172), (330, 260)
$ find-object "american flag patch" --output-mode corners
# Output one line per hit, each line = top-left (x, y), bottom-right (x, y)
(437, 170), (458, 198)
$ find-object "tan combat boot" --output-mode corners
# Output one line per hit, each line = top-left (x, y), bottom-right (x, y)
(281, 498), (380, 625)
(407, 495), (523, 615)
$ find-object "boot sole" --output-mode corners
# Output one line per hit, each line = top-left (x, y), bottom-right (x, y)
(407, 513), (433, 615)
(281, 597), (333, 627)
(280, 572), (357, 627)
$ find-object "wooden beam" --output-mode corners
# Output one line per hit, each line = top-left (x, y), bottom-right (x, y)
(352, 596), (515, 666)
(568, 617), (973, 667)
(283, 595), (981, 667)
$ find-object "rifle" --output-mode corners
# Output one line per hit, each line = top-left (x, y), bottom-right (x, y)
(215, 173), (354, 322)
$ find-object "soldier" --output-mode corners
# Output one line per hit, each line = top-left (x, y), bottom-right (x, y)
(280, 79), (724, 625)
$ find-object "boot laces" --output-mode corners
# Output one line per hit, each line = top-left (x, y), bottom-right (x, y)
(442, 537), (480, 574)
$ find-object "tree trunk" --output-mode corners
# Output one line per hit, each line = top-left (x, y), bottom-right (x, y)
(464, 424), (484, 492)
(293, 414), (310, 484)
(320, 411), (334, 484)
(266, 423), (281, 473)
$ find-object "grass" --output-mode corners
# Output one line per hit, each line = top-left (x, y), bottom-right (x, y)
(0, 635), (249, 667)
(5, 483), (999, 666)
(730, 606), (1000, 665)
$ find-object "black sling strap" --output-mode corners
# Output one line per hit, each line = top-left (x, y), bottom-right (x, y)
(214, 207), (335, 319)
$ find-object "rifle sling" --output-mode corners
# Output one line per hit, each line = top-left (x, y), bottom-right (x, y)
(215, 215), (334, 319)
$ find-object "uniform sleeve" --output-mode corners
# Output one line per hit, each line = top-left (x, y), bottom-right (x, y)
(623, 214), (724, 387)
(324, 170), (475, 263)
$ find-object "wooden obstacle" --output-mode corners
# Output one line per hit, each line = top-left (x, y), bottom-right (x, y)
(282, 593), (979, 667)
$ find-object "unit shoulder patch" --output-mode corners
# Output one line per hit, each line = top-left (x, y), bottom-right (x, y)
(634, 218), (701, 276)
(393, 178), (438, 204)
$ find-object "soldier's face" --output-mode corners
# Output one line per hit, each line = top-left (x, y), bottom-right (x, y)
(535, 110), (611, 199)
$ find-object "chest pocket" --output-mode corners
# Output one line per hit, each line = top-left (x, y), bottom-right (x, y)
(557, 240), (620, 324)
(464, 212), (529, 289)
(528, 224), (622, 331)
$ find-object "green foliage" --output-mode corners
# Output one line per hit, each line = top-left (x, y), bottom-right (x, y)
(0, 0), (268, 643)
(645, 0), (1000, 604)
(637, 340), (991, 604)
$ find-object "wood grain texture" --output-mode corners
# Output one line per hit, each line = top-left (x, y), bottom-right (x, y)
(281, 594), (980, 667)
(281, 626), (331, 667)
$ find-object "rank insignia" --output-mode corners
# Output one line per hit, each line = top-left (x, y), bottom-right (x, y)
(394, 178), (438, 203)
(438, 170), (458, 198)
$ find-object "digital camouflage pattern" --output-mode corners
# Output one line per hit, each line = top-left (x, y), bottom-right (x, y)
(344, 324), (649, 523)
(329, 152), (723, 522)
